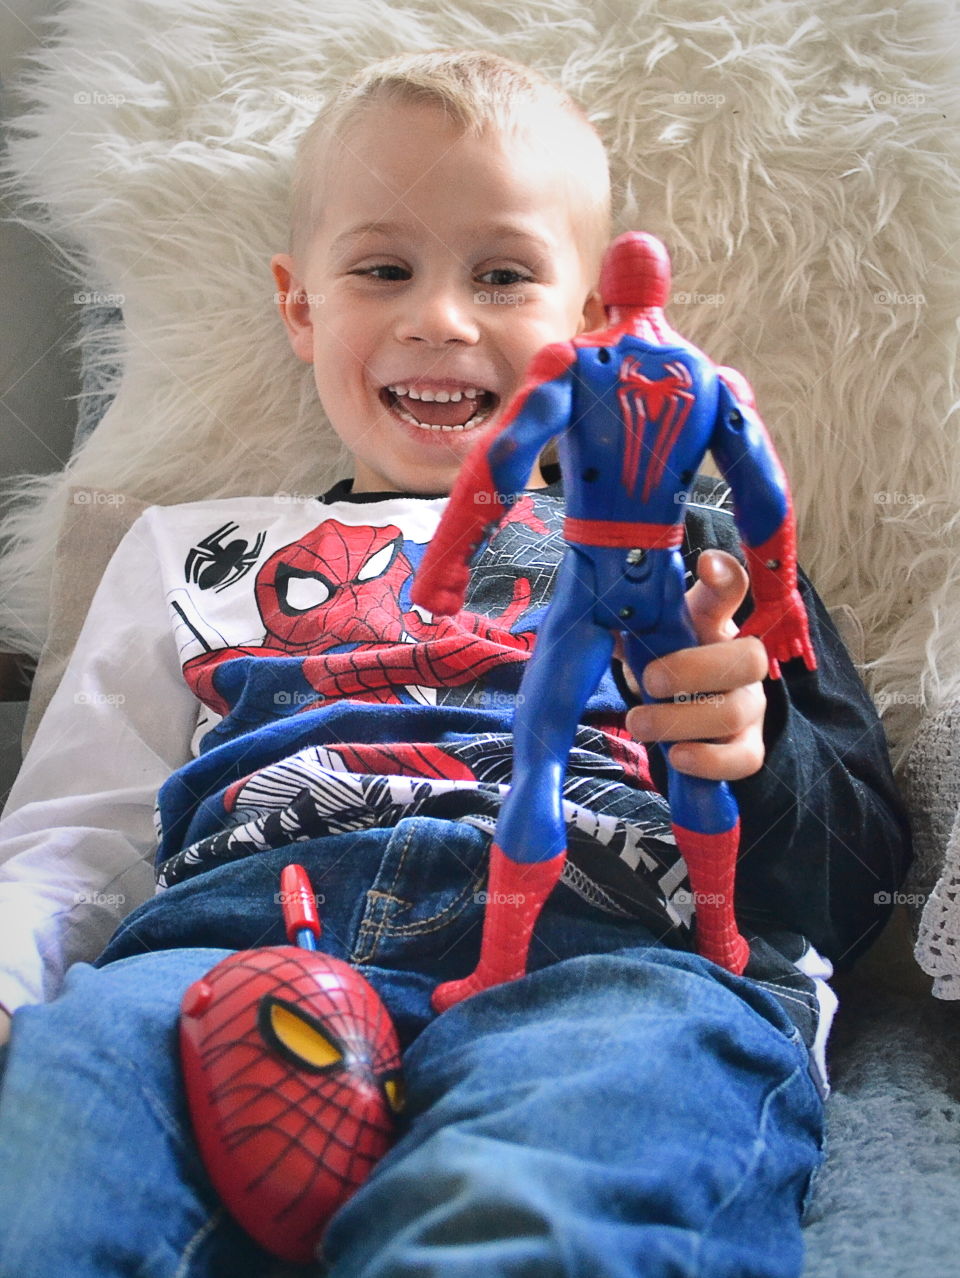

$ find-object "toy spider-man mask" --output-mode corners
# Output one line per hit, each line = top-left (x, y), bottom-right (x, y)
(180, 947), (403, 1263)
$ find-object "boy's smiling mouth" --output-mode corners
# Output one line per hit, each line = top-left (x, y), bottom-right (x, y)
(381, 382), (499, 432)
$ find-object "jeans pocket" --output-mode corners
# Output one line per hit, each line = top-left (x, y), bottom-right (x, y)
(348, 816), (490, 967)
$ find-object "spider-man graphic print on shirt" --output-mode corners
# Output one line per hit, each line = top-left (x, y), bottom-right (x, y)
(179, 503), (546, 718)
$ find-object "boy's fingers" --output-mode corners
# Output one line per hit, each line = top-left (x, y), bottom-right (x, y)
(617, 550), (765, 701)
(626, 688), (768, 781)
(665, 733), (767, 782)
(685, 550), (750, 645)
(642, 637), (768, 699)
(626, 698), (767, 780)
(627, 681), (766, 743)
(612, 633), (642, 695)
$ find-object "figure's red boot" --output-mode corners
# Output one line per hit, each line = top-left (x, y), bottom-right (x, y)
(671, 820), (749, 974)
(431, 843), (566, 1014)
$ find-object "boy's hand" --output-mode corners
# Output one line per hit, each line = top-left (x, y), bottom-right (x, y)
(0, 1008), (10, 1047)
(620, 550), (769, 781)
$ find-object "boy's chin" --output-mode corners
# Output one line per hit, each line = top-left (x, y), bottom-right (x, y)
(363, 423), (502, 494)
(350, 455), (460, 496)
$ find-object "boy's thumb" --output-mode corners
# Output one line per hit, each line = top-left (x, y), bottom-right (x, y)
(685, 550), (749, 645)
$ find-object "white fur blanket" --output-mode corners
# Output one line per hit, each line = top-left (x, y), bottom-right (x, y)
(1, 0), (959, 763)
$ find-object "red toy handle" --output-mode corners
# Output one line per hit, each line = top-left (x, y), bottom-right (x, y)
(280, 863), (322, 947)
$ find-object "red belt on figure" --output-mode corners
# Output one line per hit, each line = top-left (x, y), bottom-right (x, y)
(563, 517), (684, 549)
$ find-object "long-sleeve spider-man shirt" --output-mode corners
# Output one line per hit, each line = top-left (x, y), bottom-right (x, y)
(0, 469), (911, 1078)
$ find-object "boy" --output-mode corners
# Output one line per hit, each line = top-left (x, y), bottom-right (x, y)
(0, 50), (910, 1278)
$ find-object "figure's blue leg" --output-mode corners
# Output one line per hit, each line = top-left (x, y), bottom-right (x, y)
(433, 550), (614, 1013)
(623, 586), (749, 975)
(496, 550), (616, 863)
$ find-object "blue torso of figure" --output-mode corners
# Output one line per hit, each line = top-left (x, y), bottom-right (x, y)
(558, 337), (719, 527)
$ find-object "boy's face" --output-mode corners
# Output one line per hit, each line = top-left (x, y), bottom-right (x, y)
(272, 99), (605, 494)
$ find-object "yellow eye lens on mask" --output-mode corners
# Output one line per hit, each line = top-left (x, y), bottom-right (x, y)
(265, 999), (344, 1069)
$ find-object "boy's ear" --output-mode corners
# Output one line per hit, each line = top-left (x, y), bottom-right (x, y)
(271, 254), (315, 364)
(578, 288), (606, 335)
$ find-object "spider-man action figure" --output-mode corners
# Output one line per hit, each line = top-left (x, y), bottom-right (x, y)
(413, 232), (817, 1013)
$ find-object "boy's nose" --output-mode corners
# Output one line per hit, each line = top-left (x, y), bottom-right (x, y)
(394, 285), (480, 345)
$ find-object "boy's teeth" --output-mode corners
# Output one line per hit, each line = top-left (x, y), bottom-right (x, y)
(383, 382), (495, 432)
(393, 405), (474, 432)
(387, 384), (480, 401)
(386, 384), (495, 433)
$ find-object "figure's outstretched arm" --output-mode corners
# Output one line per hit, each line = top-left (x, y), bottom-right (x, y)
(708, 368), (816, 678)
(412, 342), (575, 616)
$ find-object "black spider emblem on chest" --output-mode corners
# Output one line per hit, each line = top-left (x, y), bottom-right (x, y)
(185, 522), (267, 591)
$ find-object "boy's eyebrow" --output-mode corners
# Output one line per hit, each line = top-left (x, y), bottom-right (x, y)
(330, 221), (406, 253)
(469, 222), (558, 256)
(329, 220), (557, 257)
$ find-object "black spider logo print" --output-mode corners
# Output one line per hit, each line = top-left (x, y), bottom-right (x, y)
(185, 522), (267, 592)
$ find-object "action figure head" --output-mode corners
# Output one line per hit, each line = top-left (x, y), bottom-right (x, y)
(600, 232), (672, 310)
(270, 51), (609, 495)
(596, 232), (687, 348)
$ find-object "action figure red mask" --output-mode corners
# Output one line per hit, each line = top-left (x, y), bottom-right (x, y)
(180, 868), (403, 1263)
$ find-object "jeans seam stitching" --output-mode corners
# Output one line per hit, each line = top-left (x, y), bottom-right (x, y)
(376, 869), (486, 937)
(694, 1056), (817, 1274)
(83, 1046), (227, 1274)
(99, 1045), (185, 1145)
(170, 1207), (225, 1278)
(356, 824), (489, 954)
(385, 821), (418, 896)
(358, 890), (413, 918)
(352, 822), (420, 962)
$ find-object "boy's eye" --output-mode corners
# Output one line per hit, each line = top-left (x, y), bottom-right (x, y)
(351, 264), (411, 282)
(477, 268), (532, 287)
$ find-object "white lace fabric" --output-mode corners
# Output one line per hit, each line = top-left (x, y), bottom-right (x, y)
(903, 702), (960, 997)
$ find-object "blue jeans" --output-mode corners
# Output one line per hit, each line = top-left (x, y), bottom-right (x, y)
(0, 817), (824, 1277)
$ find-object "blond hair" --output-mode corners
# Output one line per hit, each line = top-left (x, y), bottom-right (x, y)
(288, 49), (611, 275)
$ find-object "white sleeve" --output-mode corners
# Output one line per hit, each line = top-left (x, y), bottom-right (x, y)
(0, 511), (198, 1014)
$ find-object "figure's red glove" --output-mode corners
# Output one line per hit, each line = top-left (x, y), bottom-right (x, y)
(739, 584), (815, 680)
(412, 447), (506, 616)
(740, 535), (817, 679)
(712, 367), (816, 678)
